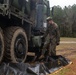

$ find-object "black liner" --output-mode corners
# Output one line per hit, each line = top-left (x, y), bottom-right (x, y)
(0, 55), (69, 75)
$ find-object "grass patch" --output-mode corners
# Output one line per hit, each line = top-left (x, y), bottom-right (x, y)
(52, 68), (70, 75)
(57, 37), (76, 50)
(52, 66), (76, 75)
(60, 37), (76, 41)
(56, 43), (76, 50)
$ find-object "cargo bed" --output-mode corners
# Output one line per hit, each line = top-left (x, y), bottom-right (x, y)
(0, 2), (33, 25)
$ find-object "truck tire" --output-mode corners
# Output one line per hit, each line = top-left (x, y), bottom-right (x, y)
(4, 26), (28, 63)
(0, 28), (4, 62)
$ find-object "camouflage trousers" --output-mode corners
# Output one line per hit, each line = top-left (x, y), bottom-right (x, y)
(42, 35), (56, 56)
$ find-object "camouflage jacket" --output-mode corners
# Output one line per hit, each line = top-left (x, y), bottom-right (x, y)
(44, 22), (60, 43)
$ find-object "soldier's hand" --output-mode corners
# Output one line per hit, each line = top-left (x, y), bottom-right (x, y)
(56, 42), (59, 45)
(41, 36), (45, 42)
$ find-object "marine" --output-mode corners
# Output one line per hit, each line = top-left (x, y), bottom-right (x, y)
(39, 17), (60, 59)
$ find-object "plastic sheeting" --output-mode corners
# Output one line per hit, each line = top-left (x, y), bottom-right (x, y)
(0, 55), (69, 75)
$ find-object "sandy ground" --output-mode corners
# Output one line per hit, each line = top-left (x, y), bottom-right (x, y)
(52, 38), (76, 75)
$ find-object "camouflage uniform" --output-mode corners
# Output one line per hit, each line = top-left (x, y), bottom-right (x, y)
(41, 22), (60, 56)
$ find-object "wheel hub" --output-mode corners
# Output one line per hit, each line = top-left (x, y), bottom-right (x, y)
(14, 34), (26, 61)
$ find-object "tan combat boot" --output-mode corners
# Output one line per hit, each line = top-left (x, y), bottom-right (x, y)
(39, 55), (44, 59)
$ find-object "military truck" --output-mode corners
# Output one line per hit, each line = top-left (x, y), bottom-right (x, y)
(0, 0), (50, 63)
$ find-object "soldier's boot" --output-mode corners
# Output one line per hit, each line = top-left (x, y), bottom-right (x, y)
(39, 55), (44, 59)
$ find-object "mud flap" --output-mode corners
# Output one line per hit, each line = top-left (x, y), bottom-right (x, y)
(0, 55), (70, 75)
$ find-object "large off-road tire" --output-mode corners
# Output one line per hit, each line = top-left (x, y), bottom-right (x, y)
(4, 26), (28, 63)
(0, 28), (4, 62)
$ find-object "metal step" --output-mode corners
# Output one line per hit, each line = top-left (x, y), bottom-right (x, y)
(27, 52), (35, 56)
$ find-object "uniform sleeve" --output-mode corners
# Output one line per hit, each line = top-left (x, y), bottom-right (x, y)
(44, 26), (49, 38)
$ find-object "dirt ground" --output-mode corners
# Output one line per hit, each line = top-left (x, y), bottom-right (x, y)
(52, 37), (76, 75)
